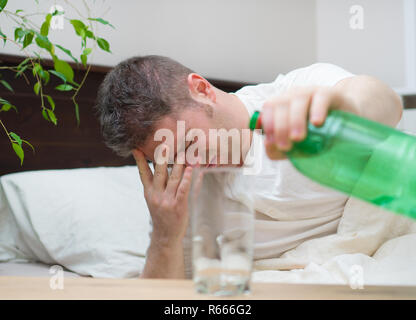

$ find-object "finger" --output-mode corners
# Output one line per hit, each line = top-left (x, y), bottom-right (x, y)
(132, 149), (153, 189)
(289, 94), (311, 141)
(261, 102), (275, 144)
(153, 144), (169, 191)
(309, 88), (333, 126)
(264, 139), (287, 160)
(176, 166), (193, 202)
(273, 103), (292, 151)
(166, 152), (185, 195)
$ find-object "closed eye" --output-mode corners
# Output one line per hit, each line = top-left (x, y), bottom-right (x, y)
(167, 141), (192, 168)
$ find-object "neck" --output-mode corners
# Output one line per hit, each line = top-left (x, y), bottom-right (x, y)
(214, 88), (250, 130)
(213, 88), (253, 166)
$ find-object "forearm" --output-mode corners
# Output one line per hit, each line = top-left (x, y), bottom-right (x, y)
(335, 75), (403, 127)
(139, 238), (185, 279)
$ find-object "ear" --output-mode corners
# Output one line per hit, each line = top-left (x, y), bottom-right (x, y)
(187, 73), (216, 103)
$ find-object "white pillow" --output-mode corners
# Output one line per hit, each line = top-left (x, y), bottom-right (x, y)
(0, 166), (151, 278)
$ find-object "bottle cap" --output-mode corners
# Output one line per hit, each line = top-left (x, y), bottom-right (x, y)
(249, 111), (261, 131)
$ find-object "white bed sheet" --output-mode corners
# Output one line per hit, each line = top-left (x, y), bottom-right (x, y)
(0, 261), (81, 278)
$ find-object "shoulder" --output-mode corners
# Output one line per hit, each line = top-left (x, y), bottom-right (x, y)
(280, 63), (355, 87)
(233, 63), (354, 98)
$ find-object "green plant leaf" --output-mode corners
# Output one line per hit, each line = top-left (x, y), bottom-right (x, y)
(45, 13), (52, 24)
(88, 17), (115, 29)
(33, 81), (41, 95)
(17, 57), (30, 69)
(12, 142), (24, 166)
(80, 54), (87, 67)
(0, 28), (7, 46)
(97, 37), (111, 52)
(22, 139), (35, 154)
(33, 51), (42, 60)
(35, 34), (53, 52)
(47, 109), (57, 125)
(41, 108), (49, 122)
(0, 80), (13, 92)
(9, 132), (22, 146)
(15, 64), (28, 78)
(40, 22), (49, 36)
(0, 103), (17, 113)
(0, 104), (10, 112)
(32, 63), (42, 77)
(55, 84), (73, 91)
(14, 28), (25, 42)
(22, 31), (34, 48)
(85, 30), (95, 39)
(55, 45), (79, 63)
(83, 48), (92, 55)
(40, 14), (52, 37)
(70, 19), (87, 38)
(41, 70), (50, 85)
(54, 59), (74, 83)
(45, 94), (55, 111)
(0, 0), (7, 13)
(49, 70), (67, 83)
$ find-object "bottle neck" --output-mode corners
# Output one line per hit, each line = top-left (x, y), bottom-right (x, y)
(249, 110), (343, 155)
(249, 111), (262, 131)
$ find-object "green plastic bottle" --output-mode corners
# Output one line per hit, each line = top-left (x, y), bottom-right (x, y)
(249, 110), (416, 219)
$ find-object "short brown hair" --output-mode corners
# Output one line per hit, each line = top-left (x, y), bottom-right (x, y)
(95, 55), (197, 157)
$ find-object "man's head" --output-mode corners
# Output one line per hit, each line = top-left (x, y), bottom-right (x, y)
(95, 55), (250, 166)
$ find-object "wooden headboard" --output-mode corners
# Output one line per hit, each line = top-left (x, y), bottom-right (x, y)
(0, 54), (250, 176)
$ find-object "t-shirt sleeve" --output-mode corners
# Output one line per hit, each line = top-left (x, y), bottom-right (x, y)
(233, 63), (355, 117)
(233, 63), (354, 103)
(280, 63), (355, 89)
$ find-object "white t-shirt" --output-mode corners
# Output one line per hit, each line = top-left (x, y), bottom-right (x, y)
(183, 63), (355, 278)
(233, 63), (355, 260)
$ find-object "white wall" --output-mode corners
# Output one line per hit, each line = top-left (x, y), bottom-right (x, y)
(1, 0), (414, 90)
(316, 0), (410, 92)
(0, 0), (317, 83)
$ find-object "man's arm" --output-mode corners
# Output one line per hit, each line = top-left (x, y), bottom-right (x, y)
(334, 75), (403, 127)
(261, 75), (403, 159)
(140, 237), (186, 279)
(132, 148), (192, 279)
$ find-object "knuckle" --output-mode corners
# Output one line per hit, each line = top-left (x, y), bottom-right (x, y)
(262, 101), (273, 110)
(292, 91), (309, 101)
(274, 117), (289, 132)
(172, 200), (181, 211)
(160, 201), (170, 211)
(154, 170), (163, 178)
(176, 187), (186, 200)
(150, 193), (161, 205)
(315, 87), (331, 99)
(144, 189), (151, 200)
(169, 174), (180, 183)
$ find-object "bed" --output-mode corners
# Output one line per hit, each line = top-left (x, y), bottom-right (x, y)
(0, 53), (248, 279)
(1, 53), (416, 290)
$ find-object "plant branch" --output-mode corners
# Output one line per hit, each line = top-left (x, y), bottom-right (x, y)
(0, 119), (13, 144)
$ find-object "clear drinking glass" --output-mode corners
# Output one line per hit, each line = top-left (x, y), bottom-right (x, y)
(189, 167), (254, 296)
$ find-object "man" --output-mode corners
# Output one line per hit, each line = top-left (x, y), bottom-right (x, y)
(95, 55), (402, 279)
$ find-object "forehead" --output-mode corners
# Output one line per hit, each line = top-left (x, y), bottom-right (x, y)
(139, 108), (211, 162)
